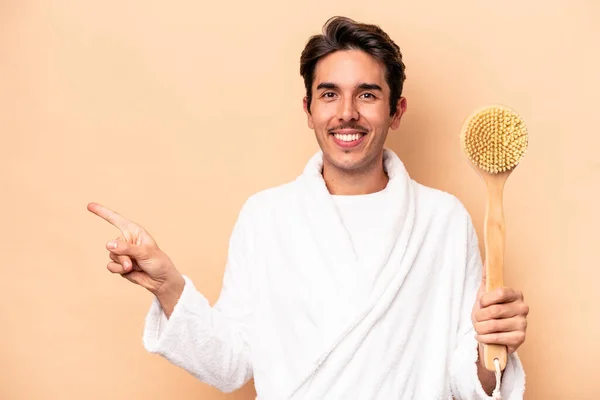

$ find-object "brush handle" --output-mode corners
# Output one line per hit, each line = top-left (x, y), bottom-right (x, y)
(483, 178), (508, 372)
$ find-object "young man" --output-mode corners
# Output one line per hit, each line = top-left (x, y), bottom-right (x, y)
(88, 16), (528, 399)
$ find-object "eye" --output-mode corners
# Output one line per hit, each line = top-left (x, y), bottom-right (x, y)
(321, 92), (337, 99)
(360, 92), (376, 99)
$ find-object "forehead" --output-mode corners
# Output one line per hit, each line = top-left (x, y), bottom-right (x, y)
(313, 49), (387, 89)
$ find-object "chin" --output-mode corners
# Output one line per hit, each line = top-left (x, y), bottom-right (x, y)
(326, 150), (369, 172)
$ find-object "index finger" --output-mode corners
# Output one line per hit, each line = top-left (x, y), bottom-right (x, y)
(87, 202), (133, 232)
(480, 287), (523, 308)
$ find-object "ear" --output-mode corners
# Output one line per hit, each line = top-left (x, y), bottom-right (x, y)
(390, 97), (407, 130)
(303, 96), (314, 129)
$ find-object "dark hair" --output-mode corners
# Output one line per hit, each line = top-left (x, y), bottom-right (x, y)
(300, 16), (406, 116)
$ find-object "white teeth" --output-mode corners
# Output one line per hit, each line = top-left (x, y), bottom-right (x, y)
(334, 133), (362, 142)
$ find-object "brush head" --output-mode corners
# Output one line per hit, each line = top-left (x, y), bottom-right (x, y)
(460, 105), (528, 174)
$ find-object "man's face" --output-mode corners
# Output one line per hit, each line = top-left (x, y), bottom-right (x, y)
(303, 49), (406, 174)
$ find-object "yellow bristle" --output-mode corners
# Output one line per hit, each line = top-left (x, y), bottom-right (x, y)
(461, 105), (528, 174)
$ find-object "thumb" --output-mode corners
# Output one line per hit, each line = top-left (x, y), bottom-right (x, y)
(476, 280), (485, 303)
(106, 239), (147, 259)
(480, 259), (487, 290)
(475, 260), (487, 305)
(481, 257), (487, 285)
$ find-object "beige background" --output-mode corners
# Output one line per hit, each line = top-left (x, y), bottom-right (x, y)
(1, 0), (598, 399)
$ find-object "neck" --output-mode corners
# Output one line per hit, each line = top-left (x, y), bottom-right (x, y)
(322, 156), (389, 196)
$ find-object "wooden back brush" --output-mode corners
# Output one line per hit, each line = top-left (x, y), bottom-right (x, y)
(460, 105), (528, 376)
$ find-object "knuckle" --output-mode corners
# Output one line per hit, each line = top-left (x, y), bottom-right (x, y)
(479, 293), (494, 307)
(519, 317), (528, 331)
(107, 262), (118, 272)
(485, 320), (498, 333)
(488, 305), (501, 319)
(480, 309), (490, 321)
(475, 322), (488, 335)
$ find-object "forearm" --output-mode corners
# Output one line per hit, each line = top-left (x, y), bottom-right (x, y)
(143, 275), (253, 392)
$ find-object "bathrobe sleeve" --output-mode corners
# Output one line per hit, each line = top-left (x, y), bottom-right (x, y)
(142, 202), (256, 393)
(449, 214), (526, 399)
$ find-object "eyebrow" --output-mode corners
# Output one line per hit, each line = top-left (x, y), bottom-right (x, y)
(316, 82), (383, 91)
(357, 83), (383, 91)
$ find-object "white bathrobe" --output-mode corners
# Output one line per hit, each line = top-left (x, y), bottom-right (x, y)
(143, 149), (526, 399)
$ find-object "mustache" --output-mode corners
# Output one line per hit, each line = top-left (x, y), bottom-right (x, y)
(327, 122), (369, 133)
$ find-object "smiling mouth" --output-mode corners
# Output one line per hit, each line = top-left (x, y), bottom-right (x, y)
(332, 132), (366, 142)
(330, 130), (367, 148)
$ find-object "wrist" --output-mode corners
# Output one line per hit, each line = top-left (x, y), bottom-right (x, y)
(153, 271), (185, 318)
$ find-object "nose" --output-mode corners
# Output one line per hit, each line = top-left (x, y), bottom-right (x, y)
(337, 97), (359, 121)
